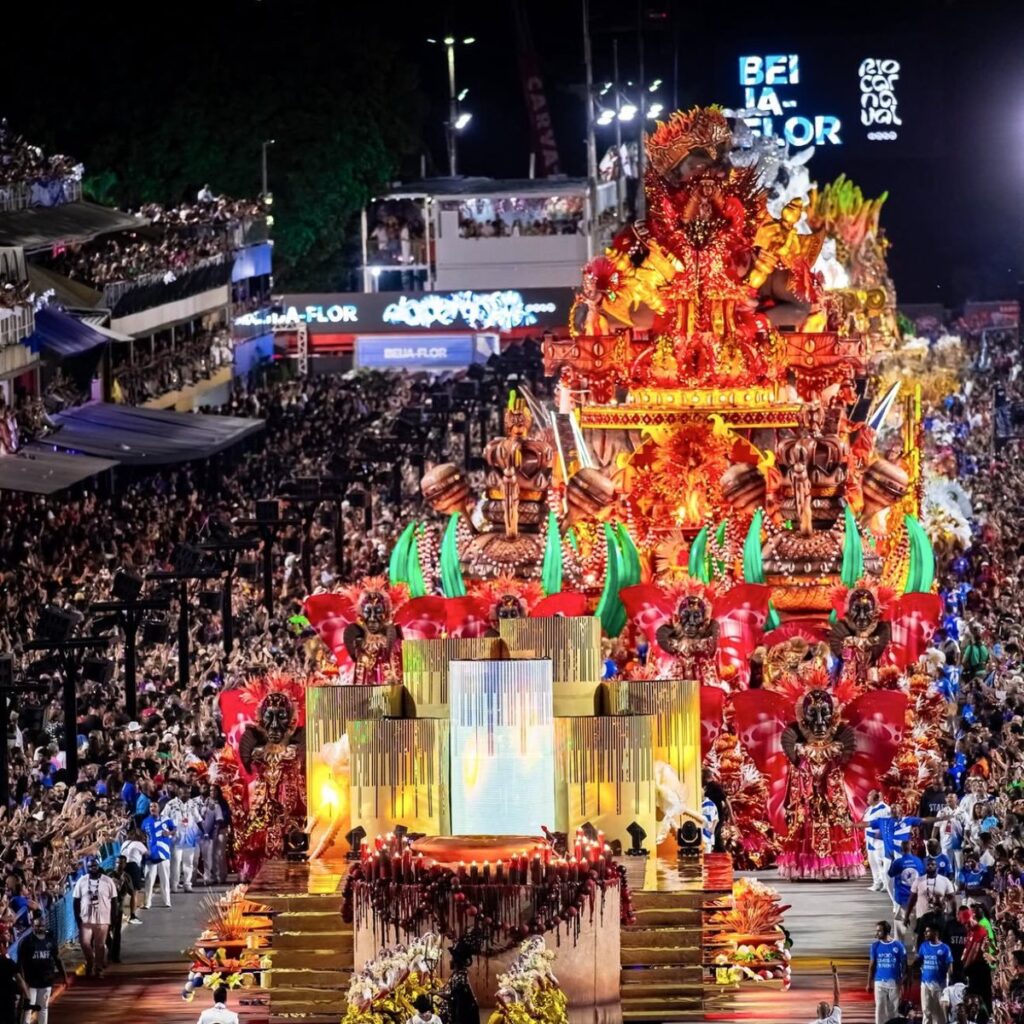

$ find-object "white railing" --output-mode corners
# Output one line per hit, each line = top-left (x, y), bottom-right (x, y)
(0, 177), (82, 213)
(0, 303), (35, 350)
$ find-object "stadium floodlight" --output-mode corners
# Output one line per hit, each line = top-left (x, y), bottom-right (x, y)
(454, 112), (473, 130)
(458, 87), (469, 101)
(596, 109), (616, 126)
(648, 79), (662, 92)
(618, 103), (638, 122)
(647, 103), (664, 119)
(462, 37), (475, 44)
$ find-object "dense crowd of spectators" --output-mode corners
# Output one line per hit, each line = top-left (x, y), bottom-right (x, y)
(112, 328), (233, 406)
(43, 190), (262, 290)
(848, 324), (1024, 1024)
(0, 351), (545, 993)
(0, 121), (82, 210)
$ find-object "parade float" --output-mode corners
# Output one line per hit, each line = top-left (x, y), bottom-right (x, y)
(250, 104), (947, 1022)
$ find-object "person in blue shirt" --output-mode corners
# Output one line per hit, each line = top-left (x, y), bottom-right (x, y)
(918, 924), (952, 1023)
(958, 853), (989, 894)
(141, 801), (176, 909)
(866, 919), (906, 1024)
(925, 838), (954, 881)
(889, 841), (925, 940)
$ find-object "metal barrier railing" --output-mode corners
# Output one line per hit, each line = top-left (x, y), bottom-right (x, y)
(0, 178), (82, 213)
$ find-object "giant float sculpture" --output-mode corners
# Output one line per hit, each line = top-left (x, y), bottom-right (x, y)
(253, 105), (946, 1016)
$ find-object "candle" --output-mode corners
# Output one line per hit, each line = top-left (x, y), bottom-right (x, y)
(483, 860), (491, 882)
(458, 860), (467, 881)
(392, 854), (403, 883)
(532, 854), (542, 884)
(470, 860), (479, 882)
(496, 860), (505, 883)
(374, 834), (383, 852)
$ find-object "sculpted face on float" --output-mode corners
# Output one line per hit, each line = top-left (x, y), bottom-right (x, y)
(799, 689), (836, 740)
(848, 588), (880, 633)
(495, 594), (526, 620)
(359, 591), (390, 634)
(676, 595), (710, 638)
(260, 693), (294, 746)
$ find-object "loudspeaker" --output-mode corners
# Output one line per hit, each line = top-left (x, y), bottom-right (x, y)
(82, 657), (114, 686)
(37, 606), (82, 642)
(255, 498), (279, 523)
(142, 617), (170, 645)
(112, 569), (144, 603)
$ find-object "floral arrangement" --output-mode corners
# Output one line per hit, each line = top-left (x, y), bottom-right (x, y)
(342, 831), (633, 956)
(705, 878), (791, 990)
(488, 937), (568, 1024)
(182, 884), (272, 1000)
(181, 947), (267, 1001)
(342, 932), (443, 1024)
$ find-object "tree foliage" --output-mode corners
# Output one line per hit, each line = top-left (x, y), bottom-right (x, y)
(17, 4), (424, 290)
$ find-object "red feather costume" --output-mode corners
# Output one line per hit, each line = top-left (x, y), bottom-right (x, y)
(732, 683), (907, 880)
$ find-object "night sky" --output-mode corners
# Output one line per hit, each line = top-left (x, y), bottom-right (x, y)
(3, 0), (1024, 305)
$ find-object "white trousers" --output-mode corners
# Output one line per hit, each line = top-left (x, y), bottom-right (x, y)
(144, 858), (171, 907)
(875, 980), (900, 1024)
(25, 986), (51, 1024)
(171, 845), (197, 890)
(922, 981), (947, 1024)
(867, 845), (888, 887)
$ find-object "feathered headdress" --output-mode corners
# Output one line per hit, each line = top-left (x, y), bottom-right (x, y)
(830, 578), (895, 621)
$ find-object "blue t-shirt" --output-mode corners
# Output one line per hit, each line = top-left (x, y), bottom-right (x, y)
(870, 939), (906, 983)
(121, 781), (137, 807)
(889, 853), (926, 906)
(918, 940), (952, 986)
(959, 865), (988, 889)
(134, 792), (151, 819)
(933, 852), (954, 879)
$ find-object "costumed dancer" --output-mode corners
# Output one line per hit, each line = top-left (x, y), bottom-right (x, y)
(733, 686), (907, 881)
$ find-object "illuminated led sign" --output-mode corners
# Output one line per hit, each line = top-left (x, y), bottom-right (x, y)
(859, 59), (901, 142)
(383, 290), (556, 331)
(738, 54), (842, 146)
(235, 289), (558, 332)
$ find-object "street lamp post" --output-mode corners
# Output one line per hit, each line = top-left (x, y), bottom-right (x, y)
(429, 36), (474, 176)
(261, 138), (275, 198)
(582, 0), (599, 258)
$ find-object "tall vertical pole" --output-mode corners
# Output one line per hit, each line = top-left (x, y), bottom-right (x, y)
(582, 0), (599, 258)
(222, 566), (234, 657)
(261, 530), (275, 616)
(636, 0), (647, 219)
(360, 207), (370, 293)
(613, 38), (623, 222)
(124, 608), (138, 720)
(261, 142), (269, 198)
(63, 662), (78, 785)
(0, 689), (8, 810)
(178, 579), (189, 692)
(447, 41), (458, 176)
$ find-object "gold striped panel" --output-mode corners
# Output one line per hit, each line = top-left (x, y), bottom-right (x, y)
(498, 616), (602, 684)
(606, 678), (701, 828)
(401, 636), (505, 717)
(305, 683), (403, 789)
(555, 715), (656, 849)
(348, 718), (450, 837)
